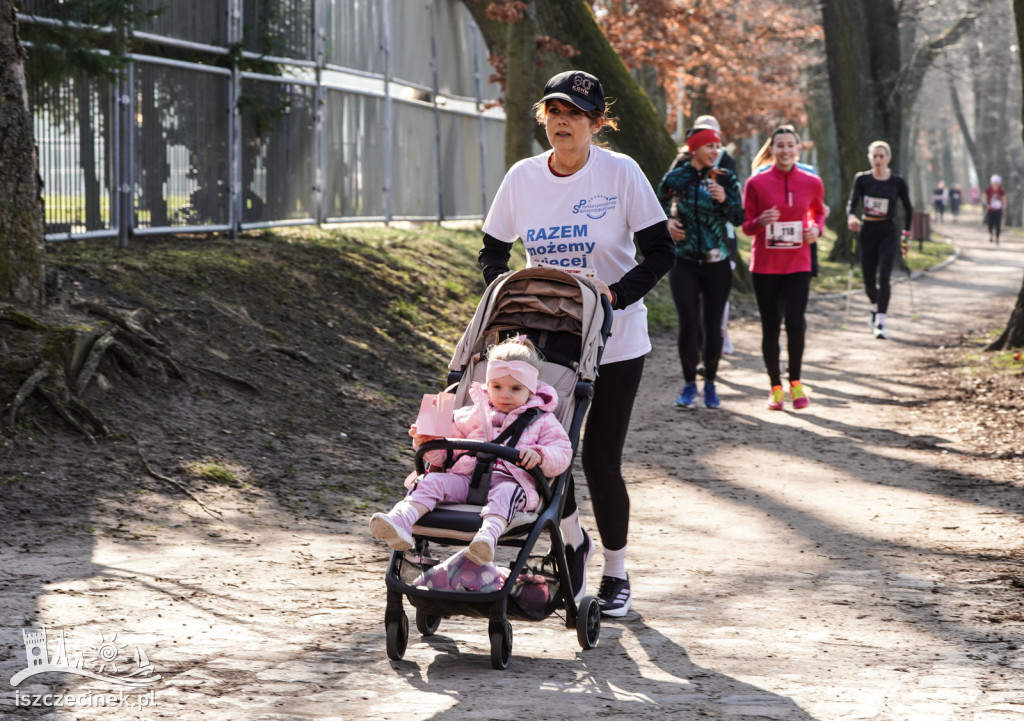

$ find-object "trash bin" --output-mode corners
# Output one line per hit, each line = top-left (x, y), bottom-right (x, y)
(911, 211), (930, 249)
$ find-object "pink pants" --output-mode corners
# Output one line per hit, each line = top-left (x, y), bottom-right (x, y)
(408, 471), (533, 524)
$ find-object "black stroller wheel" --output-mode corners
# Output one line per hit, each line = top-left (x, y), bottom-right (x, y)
(385, 612), (409, 660)
(576, 595), (601, 649)
(489, 620), (513, 670)
(416, 609), (441, 636)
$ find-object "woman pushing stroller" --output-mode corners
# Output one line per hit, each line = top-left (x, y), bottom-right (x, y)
(369, 336), (572, 566)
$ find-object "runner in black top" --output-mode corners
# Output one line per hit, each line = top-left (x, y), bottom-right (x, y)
(846, 141), (913, 340)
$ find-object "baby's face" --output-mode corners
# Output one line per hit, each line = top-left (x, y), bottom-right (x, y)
(486, 374), (532, 414)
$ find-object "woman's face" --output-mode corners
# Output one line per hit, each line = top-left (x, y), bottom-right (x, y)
(869, 146), (890, 170)
(771, 132), (801, 171)
(544, 99), (603, 155)
(690, 141), (721, 170)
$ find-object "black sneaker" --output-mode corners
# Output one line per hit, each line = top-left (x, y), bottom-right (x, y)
(564, 530), (594, 604)
(598, 574), (632, 617)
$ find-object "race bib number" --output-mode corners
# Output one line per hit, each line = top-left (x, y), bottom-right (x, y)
(989, 198), (1003, 210)
(766, 221), (804, 249)
(863, 196), (889, 217)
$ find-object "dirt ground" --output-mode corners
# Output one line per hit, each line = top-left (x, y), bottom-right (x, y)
(1, 210), (1023, 721)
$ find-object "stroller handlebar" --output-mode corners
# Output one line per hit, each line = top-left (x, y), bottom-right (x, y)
(414, 438), (552, 502)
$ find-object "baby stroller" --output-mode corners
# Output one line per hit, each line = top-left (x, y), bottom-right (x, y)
(381, 266), (612, 669)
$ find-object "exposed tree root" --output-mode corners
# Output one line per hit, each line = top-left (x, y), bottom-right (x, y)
(8, 367), (50, 431)
(0, 309), (48, 331)
(248, 344), (315, 364)
(2, 299), (265, 437)
(2, 302), (176, 436)
(38, 387), (97, 442)
(132, 435), (223, 520)
(181, 362), (260, 393)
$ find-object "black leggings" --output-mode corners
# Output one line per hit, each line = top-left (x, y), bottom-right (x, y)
(563, 355), (645, 552)
(858, 220), (899, 314)
(987, 209), (1003, 239)
(752, 272), (811, 387)
(669, 259), (732, 383)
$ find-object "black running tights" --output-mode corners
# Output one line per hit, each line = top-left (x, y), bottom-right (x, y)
(669, 258), (732, 383)
(752, 271), (811, 388)
(987, 209), (1003, 239)
(562, 355), (645, 552)
(858, 220), (899, 314)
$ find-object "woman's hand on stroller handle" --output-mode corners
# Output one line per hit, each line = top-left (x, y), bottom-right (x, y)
(591, 277), (614, 304)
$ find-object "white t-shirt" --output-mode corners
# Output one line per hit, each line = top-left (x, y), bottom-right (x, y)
(483, 146), (666, 364)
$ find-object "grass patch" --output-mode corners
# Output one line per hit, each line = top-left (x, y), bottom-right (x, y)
(183, 460), (244, 486)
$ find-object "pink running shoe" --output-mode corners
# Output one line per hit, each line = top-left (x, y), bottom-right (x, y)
(768, 385), (784, 411)
(790, 382), (810, 410)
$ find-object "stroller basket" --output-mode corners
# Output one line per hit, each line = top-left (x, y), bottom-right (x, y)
(380, 267), (612, 669)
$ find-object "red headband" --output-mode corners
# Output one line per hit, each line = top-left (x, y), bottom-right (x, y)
(686, 128), (720, 152)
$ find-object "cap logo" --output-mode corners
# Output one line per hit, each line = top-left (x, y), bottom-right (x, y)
(572, 74), (594, 98)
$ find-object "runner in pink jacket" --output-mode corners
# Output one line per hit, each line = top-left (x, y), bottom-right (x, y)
(741, 125), (825, 411)
(370, 337), (572, 566)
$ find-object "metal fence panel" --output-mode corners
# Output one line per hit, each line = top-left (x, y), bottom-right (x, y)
(134, 60), (233, 229)
(439, 111), (483, 218)
(243, 0), (315, 61)
(325, 0), (385, 74)
(324, 88), (387, 220)
(391, 0), (433, 90)
(434, 0), (479, 100)
(241, 77), (318, 225)
(25, 0), (506, 242)
(391, 100), (439, 219)
(482, 115), (505, 207)
(137, 0), (229, 49)
(28, 60), (117, 238)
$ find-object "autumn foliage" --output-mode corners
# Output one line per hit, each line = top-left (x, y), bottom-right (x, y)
(590, 0), (821, 139)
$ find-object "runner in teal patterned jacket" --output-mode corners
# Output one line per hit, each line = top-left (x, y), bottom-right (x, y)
(656, 160), (744, 264)
(655, 126), (745, 410)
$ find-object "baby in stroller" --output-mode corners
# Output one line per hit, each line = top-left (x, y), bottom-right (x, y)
(369, 336), (573, 565)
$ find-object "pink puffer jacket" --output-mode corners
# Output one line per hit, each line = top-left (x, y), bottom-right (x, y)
(422, 381), (573, 509)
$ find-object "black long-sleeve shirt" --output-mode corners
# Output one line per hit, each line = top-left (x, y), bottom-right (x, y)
(846, 171), (913, 231)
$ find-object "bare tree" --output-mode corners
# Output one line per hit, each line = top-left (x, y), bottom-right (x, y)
(988, 0), (1024, 351)
(820, 0), (976, 261)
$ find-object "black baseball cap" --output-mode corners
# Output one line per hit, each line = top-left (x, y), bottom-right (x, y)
(540, 70), (605, 114)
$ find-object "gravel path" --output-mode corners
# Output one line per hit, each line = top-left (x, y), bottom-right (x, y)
(1, 214), (1022, 721)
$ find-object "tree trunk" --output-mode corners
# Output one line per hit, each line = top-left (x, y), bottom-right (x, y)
(990, 0), (1024, 350)
(804, 68), (841, 231)
(948, 77), (981, 181)
(502, 7), (541, 167)
(461, 0), (677, 185)
(820, 0), (975, 263)
(0, 0), (45, 304)
(820, 0), (901, 263)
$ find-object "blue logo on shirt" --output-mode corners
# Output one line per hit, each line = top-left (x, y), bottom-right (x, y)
(573, 195), (618, 220)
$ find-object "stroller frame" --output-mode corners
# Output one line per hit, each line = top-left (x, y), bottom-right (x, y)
(381, 267), (613, 669)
